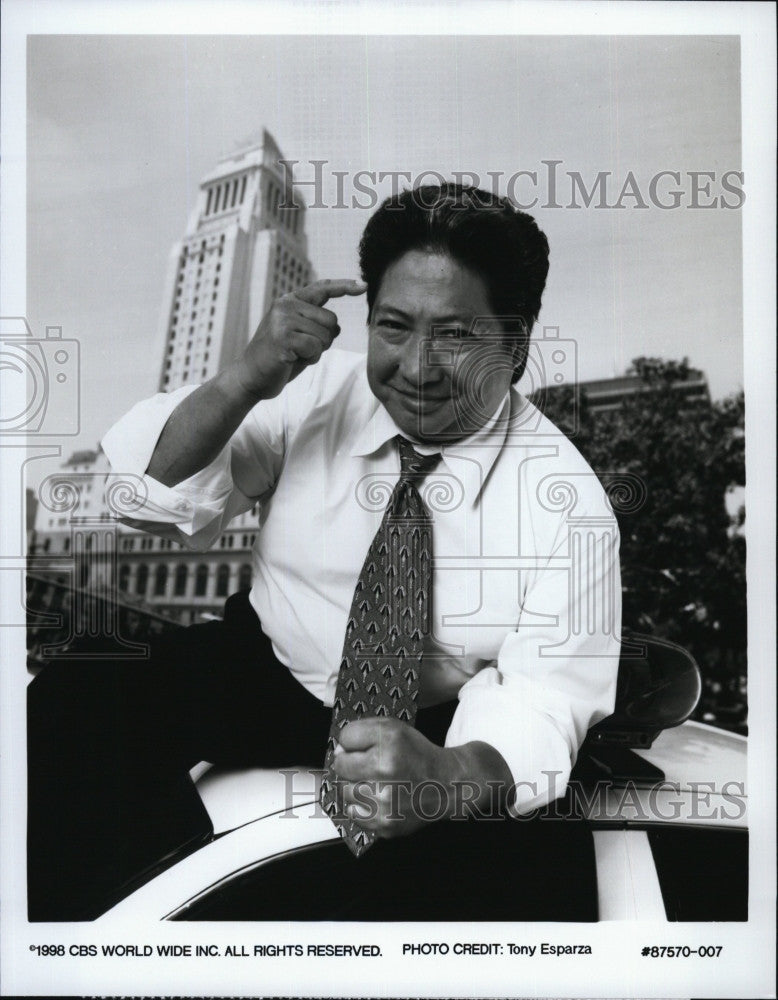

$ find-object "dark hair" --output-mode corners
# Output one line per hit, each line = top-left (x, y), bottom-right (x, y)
(358, 183), (550, 383)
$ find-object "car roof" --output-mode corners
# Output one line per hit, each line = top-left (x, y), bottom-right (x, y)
(582, 720), (747, 829)
(193, 720), (747, 835)
(638, 720), (746, 788)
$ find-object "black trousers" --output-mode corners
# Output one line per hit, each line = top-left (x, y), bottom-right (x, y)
(27, 591), (458, 920)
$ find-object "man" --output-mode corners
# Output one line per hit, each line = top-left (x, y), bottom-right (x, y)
(29, 184), (620, 915)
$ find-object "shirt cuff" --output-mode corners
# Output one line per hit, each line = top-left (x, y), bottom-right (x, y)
(444, 667), (576, 815)
(101, 385), (234, 539)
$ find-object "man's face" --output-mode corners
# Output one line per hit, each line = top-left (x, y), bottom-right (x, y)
(366, 250), (516, 444)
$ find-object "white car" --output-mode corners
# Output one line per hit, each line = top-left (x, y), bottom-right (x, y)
(89, 634), (747, 925)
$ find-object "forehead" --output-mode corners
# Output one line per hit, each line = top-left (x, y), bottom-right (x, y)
(373, 250), (493, 320)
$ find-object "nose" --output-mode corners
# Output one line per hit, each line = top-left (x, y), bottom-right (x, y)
(397, 332), (446, 387)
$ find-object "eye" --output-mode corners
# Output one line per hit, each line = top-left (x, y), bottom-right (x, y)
(375, 318), (408, 340)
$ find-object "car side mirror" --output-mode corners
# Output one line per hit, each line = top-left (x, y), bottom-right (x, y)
(589, 630), (702, 748)
(575, 630), (702, 785)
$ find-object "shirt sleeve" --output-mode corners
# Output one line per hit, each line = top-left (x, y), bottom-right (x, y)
(100, 383), (289, 551)
(444, 479), (622, 815)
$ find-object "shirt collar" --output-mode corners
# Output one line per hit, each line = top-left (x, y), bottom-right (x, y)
(349, 385), (511, 507)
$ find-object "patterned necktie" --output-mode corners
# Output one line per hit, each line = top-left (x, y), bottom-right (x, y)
(320, 436), (439, 856)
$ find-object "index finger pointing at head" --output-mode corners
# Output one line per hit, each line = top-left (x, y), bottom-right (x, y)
(294, 278), (366, 307)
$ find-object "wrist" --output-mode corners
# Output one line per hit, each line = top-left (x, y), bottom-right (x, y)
(214, 363), (267, 410)
(439, 742), (514, 818)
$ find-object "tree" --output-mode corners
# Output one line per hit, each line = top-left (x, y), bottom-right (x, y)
(532, 358), (746, 730)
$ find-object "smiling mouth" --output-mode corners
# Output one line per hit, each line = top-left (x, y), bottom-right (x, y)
(391, 384), (450, 403)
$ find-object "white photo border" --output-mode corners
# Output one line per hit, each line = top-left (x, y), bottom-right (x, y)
(1, 2), (775, 997)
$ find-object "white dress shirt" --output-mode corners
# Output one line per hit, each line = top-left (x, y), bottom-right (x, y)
(102, 349), (621, 813)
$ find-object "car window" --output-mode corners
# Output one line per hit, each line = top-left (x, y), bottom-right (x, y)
(173, 817), (598, 922)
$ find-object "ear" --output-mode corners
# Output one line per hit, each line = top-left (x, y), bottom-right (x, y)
(509, 318), (531, 382)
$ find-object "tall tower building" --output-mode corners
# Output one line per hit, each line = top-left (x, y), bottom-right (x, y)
(158, 129), (314, 392)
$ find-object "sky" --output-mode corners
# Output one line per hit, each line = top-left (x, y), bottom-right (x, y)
(25, 33), (743, 462)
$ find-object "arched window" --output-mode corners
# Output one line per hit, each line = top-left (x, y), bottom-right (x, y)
(194, 564), (209, 597)
(174, 564), (189, 597)
(135, 564), (149, 595)
(238, 564), (252, 591)
(118, 564), (130, 592)
(154, 563), (169, 596)
(215, 563), (230, 597)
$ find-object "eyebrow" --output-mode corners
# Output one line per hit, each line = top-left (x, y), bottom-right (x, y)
(374, 304), (474, 325)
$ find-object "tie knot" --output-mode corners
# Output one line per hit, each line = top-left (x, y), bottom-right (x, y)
(397, 436), (439, 481)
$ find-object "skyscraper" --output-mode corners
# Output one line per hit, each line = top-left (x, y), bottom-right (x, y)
(159, 129), (314, 392)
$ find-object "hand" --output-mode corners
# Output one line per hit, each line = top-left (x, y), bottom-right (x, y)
(231, 278), (366, 400)
(330, 717), (458, 839)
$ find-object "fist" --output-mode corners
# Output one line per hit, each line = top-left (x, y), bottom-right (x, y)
(236, 278), (366, 400)
(330, 717), (454, 839)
